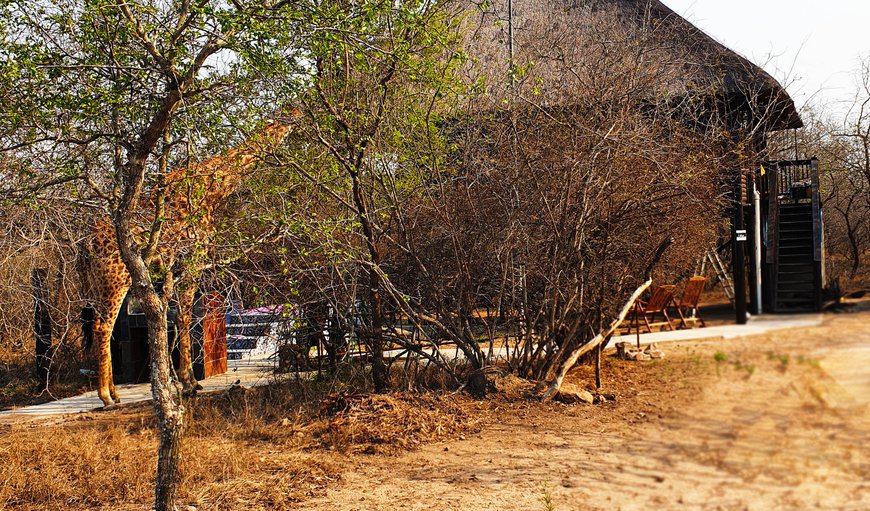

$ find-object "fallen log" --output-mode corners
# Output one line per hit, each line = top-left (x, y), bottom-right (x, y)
(540, 279), (651, 402)
(541, 238), (671, 402)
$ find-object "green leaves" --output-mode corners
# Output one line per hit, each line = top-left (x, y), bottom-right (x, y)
(1, 0), (321, 215)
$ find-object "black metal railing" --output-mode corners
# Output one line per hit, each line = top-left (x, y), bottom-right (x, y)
(776, 159), (814, 200)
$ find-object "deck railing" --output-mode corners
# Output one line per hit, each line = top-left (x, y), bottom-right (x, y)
(758, 159), (816, 201)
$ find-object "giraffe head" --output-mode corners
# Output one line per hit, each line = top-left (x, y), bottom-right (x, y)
(256, 106), (302, 150)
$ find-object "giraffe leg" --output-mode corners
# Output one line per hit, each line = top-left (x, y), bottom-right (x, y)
(94, 319), (116, 408)
(109, 378), (120, 403)
(80, 225), (131, 409)
(95, 284), (129, 408)
(176, 286), (202, 395)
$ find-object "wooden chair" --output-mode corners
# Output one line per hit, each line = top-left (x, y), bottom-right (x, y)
(672, 276), (707, 329)
(624, 285), (677, 334)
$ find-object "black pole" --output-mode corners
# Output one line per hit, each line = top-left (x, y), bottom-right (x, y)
(81, 305), (95, 351)
(733, 174), (748, 324)
(32, 269), (52, 386)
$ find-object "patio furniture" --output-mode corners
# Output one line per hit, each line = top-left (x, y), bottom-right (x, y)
(623, 284), (677, 334)
(673, 276), (707, 329)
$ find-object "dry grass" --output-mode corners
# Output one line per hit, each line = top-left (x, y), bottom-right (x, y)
(0, 408), (338, 511)
(0, 345), (722, 510)
(0, 343), (92, 411)
(0, 372), (480, 510)
(1, 410), (157, 509)
(4, 310), (867, 510)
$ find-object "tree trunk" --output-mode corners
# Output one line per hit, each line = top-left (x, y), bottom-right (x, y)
(844, 210), (861, 279)
(124, 274), (185, 511)
(115, 147), (186, 511)
(369, 265), (388, 393)
(349, 167), (388, 392)
(154, 412), (184, 509)
(174, 284), (200, 393)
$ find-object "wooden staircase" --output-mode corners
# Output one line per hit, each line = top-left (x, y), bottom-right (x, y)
(760, 158), (824, 313)
(774, 202), (816, 311)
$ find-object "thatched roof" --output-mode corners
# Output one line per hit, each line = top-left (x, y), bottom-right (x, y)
(460, 0), (803, 131)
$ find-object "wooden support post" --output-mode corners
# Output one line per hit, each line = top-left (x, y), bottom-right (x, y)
(810, 157), (824, 312)
(594, 340), (603, 389)
(765, 162), (779, 312)
(733, 174), (748, 324)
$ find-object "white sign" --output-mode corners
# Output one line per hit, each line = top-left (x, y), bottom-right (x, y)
(736, 229), (747, 242)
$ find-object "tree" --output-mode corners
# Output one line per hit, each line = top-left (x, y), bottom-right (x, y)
(773, 59), (870, 286)
(240, 0), (467, 391)
(238, 0), (780, 397)
(825, 58), (870, 282)
(380, 0), (740, 392)
(1, 1), (301, 508)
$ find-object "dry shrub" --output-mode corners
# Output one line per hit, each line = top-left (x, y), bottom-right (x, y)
(315, 392), (480, 455)
(489, 372), (539, 400)
(0, 350), (91, 410)
(0, 350), (37, 408)
(191, 383), (314, 442)
(389, 359), (465, 392)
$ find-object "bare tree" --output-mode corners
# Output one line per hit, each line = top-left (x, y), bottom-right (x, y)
(380, 0), (761, 392)
(773, 61), (870, 286)
(240, 0), (794, 397)
(825, 59), (870, 282)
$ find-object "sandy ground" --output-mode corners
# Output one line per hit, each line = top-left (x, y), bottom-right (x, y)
(302, 308), (870, 511)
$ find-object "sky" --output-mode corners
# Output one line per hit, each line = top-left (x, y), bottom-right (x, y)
(662, 0), (869, 116)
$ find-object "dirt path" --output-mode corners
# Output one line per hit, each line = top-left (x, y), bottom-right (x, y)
(0, 357), (275, 422)
(303, 309), (870, 511)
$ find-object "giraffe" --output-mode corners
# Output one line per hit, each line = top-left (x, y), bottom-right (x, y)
(79, 113), (297, 407)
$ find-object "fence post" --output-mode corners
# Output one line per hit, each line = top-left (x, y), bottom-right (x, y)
(32, 269), (52, 386)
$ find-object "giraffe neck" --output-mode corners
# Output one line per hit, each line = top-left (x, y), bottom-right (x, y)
(164, 120), (292, 214)
(202, 121), (291, 201)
